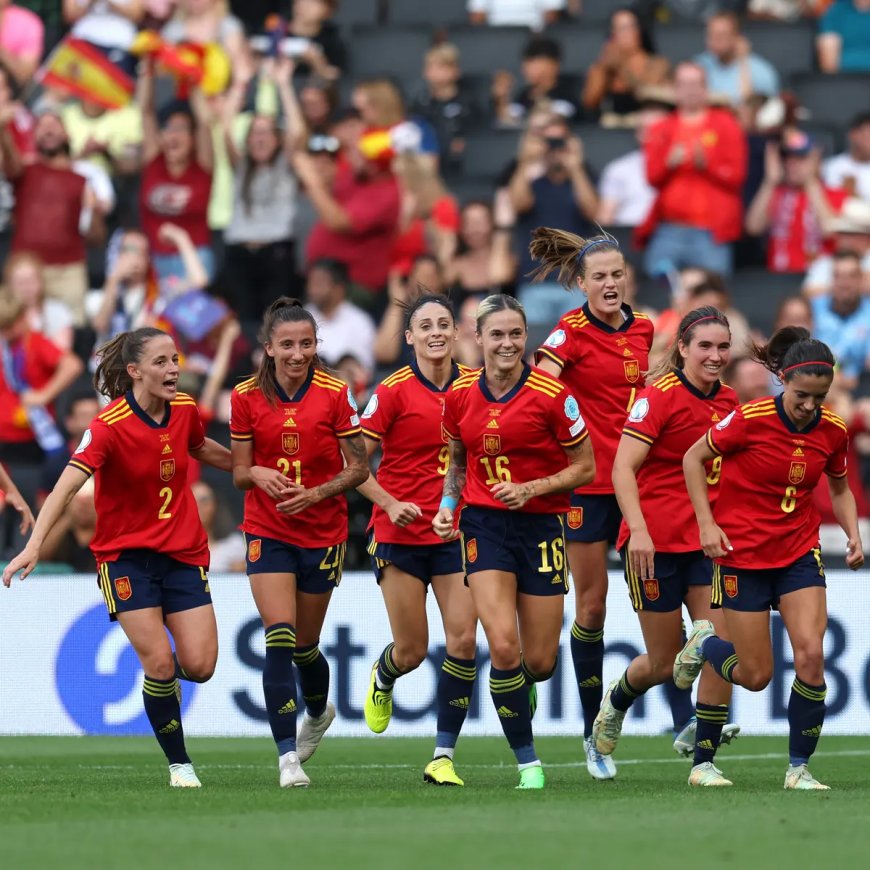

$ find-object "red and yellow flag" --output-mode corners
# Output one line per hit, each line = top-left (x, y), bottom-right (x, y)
(38, 38), (134, 110)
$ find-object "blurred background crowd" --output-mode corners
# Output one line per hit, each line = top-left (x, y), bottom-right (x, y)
(1, 0), (869, 571)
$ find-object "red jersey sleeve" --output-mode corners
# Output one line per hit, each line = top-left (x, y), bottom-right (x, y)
(443, 388), (461, 440)
(187, 404), (207, 451)
(68, 419), (112, 477)
(229, 386), (253, 442)
(550, 391), (589, 447)
(334, 384), (362, 438)
(825, 430), (848, 478)
(622, 387), (671, 446)
(535, 319), (579, 369)
(706, 408), (746, 456)
(360, 383), (396, 441)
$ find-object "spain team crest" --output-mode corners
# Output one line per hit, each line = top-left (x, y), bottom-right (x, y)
(483, 434), (501, 455)
(624, 359), (640, 383)
(248, 538), (262, 562)
(160, 459), (175, 481)
(114, 576), (132, 601)
(724, 574), (738, 598)
(567, 507), (583, 529)
(282, 432), (300, 455)
(788, 461), (806, 484)
(466, 538), (478, 563)
(643, 578), (660, 601)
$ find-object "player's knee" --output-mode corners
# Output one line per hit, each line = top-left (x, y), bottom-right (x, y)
(488, 637), (521, 670)
(178, 653), (217, 683)
(740, 666), (772, 693)
(577, 598), (605, 629)
(522, 652), (557, 680)
(648, 654), (677, 684)
(446, 627), (478, 661)
(392, 642), (427, 672)
(793, 646), (825, 684)
(144, 654), (176, 682)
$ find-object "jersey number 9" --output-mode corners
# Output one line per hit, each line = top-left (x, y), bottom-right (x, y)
(437, 446), (450, 476)
(706, 456), (722, 486)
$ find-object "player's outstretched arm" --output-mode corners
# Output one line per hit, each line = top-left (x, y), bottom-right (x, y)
(356, 436), (421, 527)
(190, 437), (232, 472)
(2, 466), (89, 586)
(0, 466), (35, 535)
(828, 474), (864, 571)
(683, 435), (732, 559)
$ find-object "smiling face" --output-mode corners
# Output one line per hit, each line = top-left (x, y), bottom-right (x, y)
(781, 371), (833, 428)
(406, 301), (456, 364)
(580, 249), (626, 320)
(678, 322), (731, 390)
(460, 203), (493, 250)
(7, 259), (43, 307)
(159, 112), (194, 165)
(247, 115), (280, 163)
(266, 319), (318, 384)
(477, 309), (527, 377)
(127, 334), (180, 403)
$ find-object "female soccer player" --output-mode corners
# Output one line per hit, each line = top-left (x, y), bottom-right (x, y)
(676, 327), (863, 790)
(3, 327), (232, 788)
(530, 226), (698, 781)
(433, 294), (595, 790)
(594, 306), (740, 787)
(231, 298), (368, 788)
(358, 294), (478, 787)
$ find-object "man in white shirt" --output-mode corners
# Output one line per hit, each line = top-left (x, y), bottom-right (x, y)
(822, 112), (870, 203)
(468, 0), (564, 30)
(304, 257), (376, 378)
(803, 197), (870, 296)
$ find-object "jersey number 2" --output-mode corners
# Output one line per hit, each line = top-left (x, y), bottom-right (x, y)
(158, 486), (173, 520)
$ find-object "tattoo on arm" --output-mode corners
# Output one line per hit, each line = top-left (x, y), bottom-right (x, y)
(443, 440), (467, 501)
(316, 434), (370, 500)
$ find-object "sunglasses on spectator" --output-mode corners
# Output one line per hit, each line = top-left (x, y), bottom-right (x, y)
(308, 135), (340, 155)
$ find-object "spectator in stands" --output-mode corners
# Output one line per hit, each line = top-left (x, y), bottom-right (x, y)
(493, 36), (579, 127)
(695, 11), (779, 108)
(454, 293), (484, 368)
(409, 43), (474, 172)
(299, 77), (337, 135)
(304, 257), (376, 377)
(745, 130), (844, 274)
(138, 61), (214, 286)
(725, 355), (771, 403)
(222, 57), (303, 325)
(582, 8), (670, 122)
(468, 0), (565, 29)
(62, 0), (145, 75)
(803, 197), (870, 295)
(639, 61), (747, 276)
(0, 108), (96, 327)
(775, 293), (814, 332)
(292, 130), (339, 272)
(192, 479), (245, 573)
(823, 112), (870, 202)
(746, 0), (810, 21)
(5, 252), (74, 351)
(39, 475), (97, 572)
(810, 250), (870, 390)
(61, 97), (143, 180)
(39, 388), (100, 500)
(285, 0), (346, 81)
(597, 88), (672, 226)
(509, 115), (597, 322)
(352, 78), (404, 131)
(0, 0), (44, 87)
(817, 0), (870, 73)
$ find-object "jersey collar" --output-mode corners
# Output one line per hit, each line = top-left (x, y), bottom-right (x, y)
(775, 393), (821, 435)
(126, 389), (171, 429)
(275, 366), (315, 403)
(582, 302), (635, 334)
(411, 358), (460, 393)
(674, 368), (721, 400)
(478, 362), (531, 404)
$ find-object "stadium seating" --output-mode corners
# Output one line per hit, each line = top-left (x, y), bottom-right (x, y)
(575, 124), (637, 178)
(651, 21), (705, 67)
(791, 74), (870, 131)
(457, 128), (521, 180)
(334, 0), (381, 27)
(727, 269), (803, 336)
(742, 21), (816, 80)
(447, 26), (532, 76)
(348, 27), (432, 79)
(390, 0), (468, 27)
(541, 24), (610, 76)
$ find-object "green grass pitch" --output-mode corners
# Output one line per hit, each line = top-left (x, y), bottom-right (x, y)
(1, 735), (868, 869)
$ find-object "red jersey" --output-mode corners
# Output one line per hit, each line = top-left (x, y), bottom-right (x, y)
(362, 361), (470, 546)
(230, 367), (362, 547)
(443, 364), (589, 515)
(536, 303), (654, 495)
(68, 391), (209, 566)
(617, 370), (738, 552)
(707, 395), (848, 569)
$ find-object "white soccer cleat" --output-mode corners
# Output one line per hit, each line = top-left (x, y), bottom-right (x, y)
(169, 762), (201, 788)
(688, 761), (732, 787)
(784, 764), (830, 791)
(592, 680), (626, 756)
(673, 719), (742, 757)
(673, 619), (715, 690)
(279, 751), (310, 788)
(584, 735), (617, 780)
(296, 702), (336, 763)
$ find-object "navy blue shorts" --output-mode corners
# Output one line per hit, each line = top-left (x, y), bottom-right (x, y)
(712, 548), (826, 612)
(565, 493), (622, 544)
(98, 549), (211, 622)
(459, 505), (568, 597)
(621, 548), (711, 612)
(367, 533), (463, 584)
(244, 532), (345, 594)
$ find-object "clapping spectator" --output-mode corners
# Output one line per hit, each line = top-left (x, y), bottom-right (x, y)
(5, 252), (74, 351)
(823, 112), (870, 202)
(222, 56), (304, 325)
(745, 131), (844, 273)
(582, 8), (669, 122)
(192, 479), (245, 572)
(62, 0), (145, 75)
(0, 0), (44, 87)
(62, 97), (143, 179)
(817, 0), (870, 73)
(804, 197), (870, 295)
(695, 11), (780, 108)
(468, 0), (564, 29)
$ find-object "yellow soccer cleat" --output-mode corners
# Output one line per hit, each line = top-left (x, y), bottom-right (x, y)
(364, 663), (393, 734)
(423, 756), (464, 786)
(784, 764), (830, 790)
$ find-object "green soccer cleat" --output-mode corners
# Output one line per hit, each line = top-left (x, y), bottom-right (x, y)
(168, 762), (201, 788)
(516, 765), (545, 790)
(784, 764), (830, 791)
(592, 680), (626, 756)
(423, 757), (464, 786)
(364, 663), (393, 734)
(673, 619), (715, 690)
(688, 761), (732, 787)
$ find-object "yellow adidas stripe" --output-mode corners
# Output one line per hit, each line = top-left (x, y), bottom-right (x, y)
(382, 366), (412, 386)
(104, 409), (133, 426)
(98, 402), (130, 423)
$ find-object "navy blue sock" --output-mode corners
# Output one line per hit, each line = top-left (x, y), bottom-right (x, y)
(375, 642), (403, 690)
(293, 643), (330, 718)
(663, 681), (696, 731)
(693, 703), (728, 766)
(570, 622), (604, 738)
(701, 635), (739, 683)
(263, 623), (297, 755)
(610, 670), (644, 713)
(142, 676), (189, 765)
(490, 666), (537, 765)
(435, 655), (476, 755)
(788, 678), (826, 766)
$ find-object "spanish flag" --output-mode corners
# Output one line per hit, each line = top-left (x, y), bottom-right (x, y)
(38, 37), (134, 109)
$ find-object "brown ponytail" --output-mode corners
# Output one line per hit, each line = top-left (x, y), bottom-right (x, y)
(93, 327), (169, 400)
(752, 327), (835, 381)
(645, 306), (730, 383)
(527, 226), (622, 290)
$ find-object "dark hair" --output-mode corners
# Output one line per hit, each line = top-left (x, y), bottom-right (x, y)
(523, 36), (561, 62)
(403, 293), (455, 332)
(242, 115), (282, 215)
(528, 226), (622, 289)
(689, 277), (730, 304)
(255, 297), (321, 406)
(476, 293), (526, 333)
(93, 327), (170, 399)
(310, 258), (350, 287)
(752, 327), (835, 382)
(709, 9), (742, 33)
(849, 111), (870, 131)
(610, 7), (656, 55)
(833, 250), (862, 267)
(646, 306), (730, 382)
(157, 99), (194, 130)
